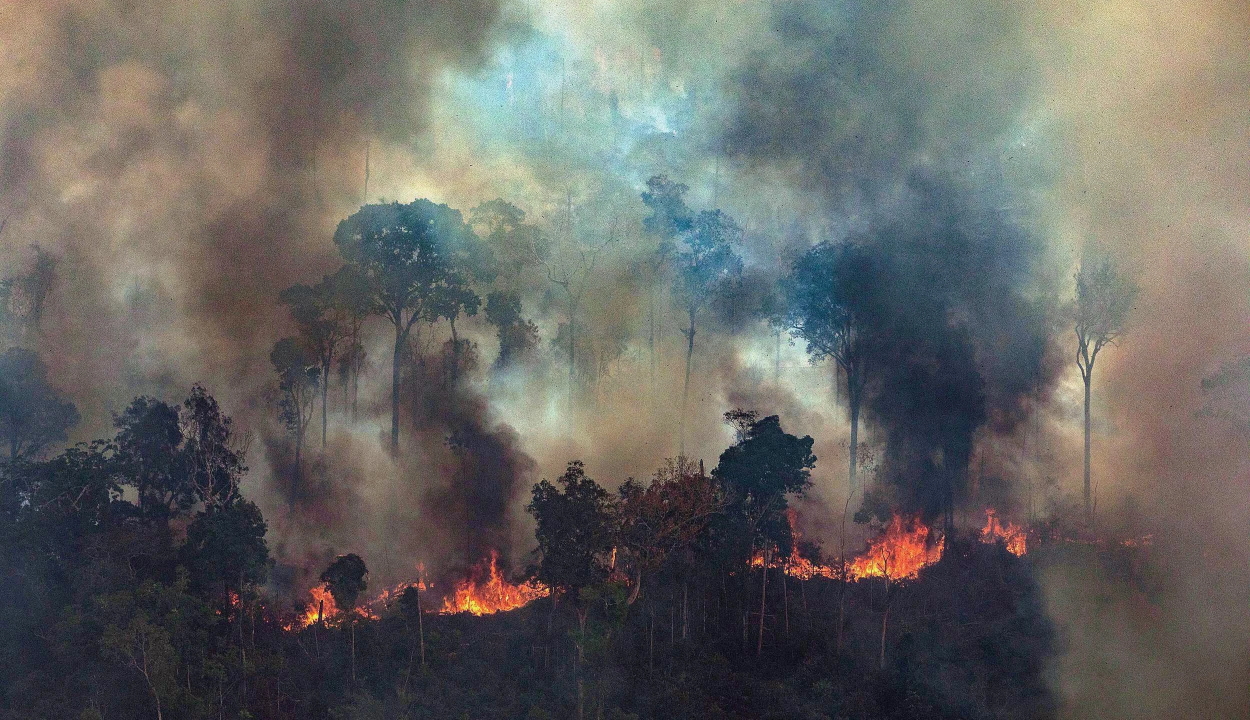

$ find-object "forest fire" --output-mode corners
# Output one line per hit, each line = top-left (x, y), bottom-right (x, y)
(980, 508), (1027, 556)
(439, 551), (549, 615)
(297, 585), (338, 628)
(845, 515), (945, 581)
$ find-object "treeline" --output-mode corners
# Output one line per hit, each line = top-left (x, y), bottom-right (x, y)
(0, 378), (1054, 718)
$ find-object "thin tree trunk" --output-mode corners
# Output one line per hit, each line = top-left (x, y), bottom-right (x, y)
(321, 365), (329, 449)
(680, 310), (696, 455)
(879, 597), (890, 670)
(351, 619), (357, 686)
(782, 565), (789, 637)
(392, 326), (402, 454)
(774, 328), (781, 383)
(756, 547), (768, 656)
(1083, 372), (1092, 523)
(848, 380), (860, 492)
(568, 300), (577, 409)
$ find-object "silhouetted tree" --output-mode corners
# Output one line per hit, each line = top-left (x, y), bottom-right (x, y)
(113, 396), (189, 519)
(271, 338), (317, 497)
(712, 414), (815, 654)
(280, 275), (347, 449)
(528, 461), (616, 602)
(1074, 258), (1138, 522)
(182, 499), (270, 603)
(672, 210), (742, 452)
(640, 176), (692, 399)
(0, 348), (79, 463)
(784, 241), (878, 492)
(485, 291), (539, 372)
(334, 200), (482, 453)
(322, 553), (369, 684)
(331, 264), (373, 424)
(181, 384), (248, 509)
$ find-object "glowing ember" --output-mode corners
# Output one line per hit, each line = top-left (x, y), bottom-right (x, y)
(785, 546), (837, 580)
(439, 551), (548, 616)
(846, 515), (944, 581)
(980, 508), (1027, 556)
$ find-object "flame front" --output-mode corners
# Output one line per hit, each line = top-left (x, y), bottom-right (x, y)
(298, 585), (338, 628)
(980, 508), (1027, 556)
(439, 551), (548, 616)
(846, 515), (944, 581)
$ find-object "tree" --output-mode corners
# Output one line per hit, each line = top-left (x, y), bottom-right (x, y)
(113, 396), (189, 519)
(640, 176), (692, 408)
(784, 241), (877, 492)
(280, 274), (348, 450)
(617, 457), (721, 605)
(540, 215), (617, 408)
(527, 461), (617, 602)
(711, 414), (815, 654)
(271, 338), (318, 499)
(181, 499), (270, 604)
(1074, 258), (1138, 522)
(334, 200), (482, 453)
(484, 291), (539, 372)
(331, 264), (373, 425)
(468, 198), (548, 290)
(0, 347), (79, 462)
(672, 210), (743, 453)
(180, 384), (247, 509)
(321, 553), (369, 685)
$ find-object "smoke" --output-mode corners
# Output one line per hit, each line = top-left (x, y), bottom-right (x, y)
(4, 0), (1249, 714)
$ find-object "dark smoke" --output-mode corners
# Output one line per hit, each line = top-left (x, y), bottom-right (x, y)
(724, 0), (1059, 522)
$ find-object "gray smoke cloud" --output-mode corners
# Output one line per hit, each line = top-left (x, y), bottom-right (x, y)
(3, 0), (1249, 715)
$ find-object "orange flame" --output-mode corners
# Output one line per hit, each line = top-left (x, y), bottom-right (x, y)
(846, 515), (944, 581)
(439, 551), (548, 616)
(980, 508), (1027, 556)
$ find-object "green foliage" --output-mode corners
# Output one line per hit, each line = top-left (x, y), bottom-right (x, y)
(333, 200), (484, 334)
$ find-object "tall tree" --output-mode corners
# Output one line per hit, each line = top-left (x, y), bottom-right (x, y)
(280, 275), (347, 450)
(540, 217), (617, 408)
(321, 553), (368, 685)
(333, 200), (481, 453)
(0, 347), (79, 463)
(180, 384), (248, 509)
(271, 338), (317, 498)
(672, 209), (743, 453)
(1074, 258), (1138, 522)
(711, 413), (815, 654)
(640, 176), (692, 401)
(332, 264), (373, 425)
(784, 241), (877, 492)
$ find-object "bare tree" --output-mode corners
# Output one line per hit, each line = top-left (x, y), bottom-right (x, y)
(1075, 257), (1138, 522)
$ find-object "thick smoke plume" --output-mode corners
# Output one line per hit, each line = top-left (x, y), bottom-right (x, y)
(3, 0), (1249, 716)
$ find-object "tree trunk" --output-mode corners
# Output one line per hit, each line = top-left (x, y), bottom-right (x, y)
(879, 601), (890, 670)
(418, 588), (426, 667)
(568, 301), (577, 409)
(351, 619), (357, 686)
(756, 547), (768, 656)
(1083, 372), (1092, 523)
(391, 326), (402, 454)
(781, 565), (789, 637)
(848, 388), (860, 492)
(321, 364), (329, 449)
(774, 328), (781, 383)
(679, 309), (696, 455)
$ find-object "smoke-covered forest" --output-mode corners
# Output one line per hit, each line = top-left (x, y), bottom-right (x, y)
(1, 0), (1249, 718)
